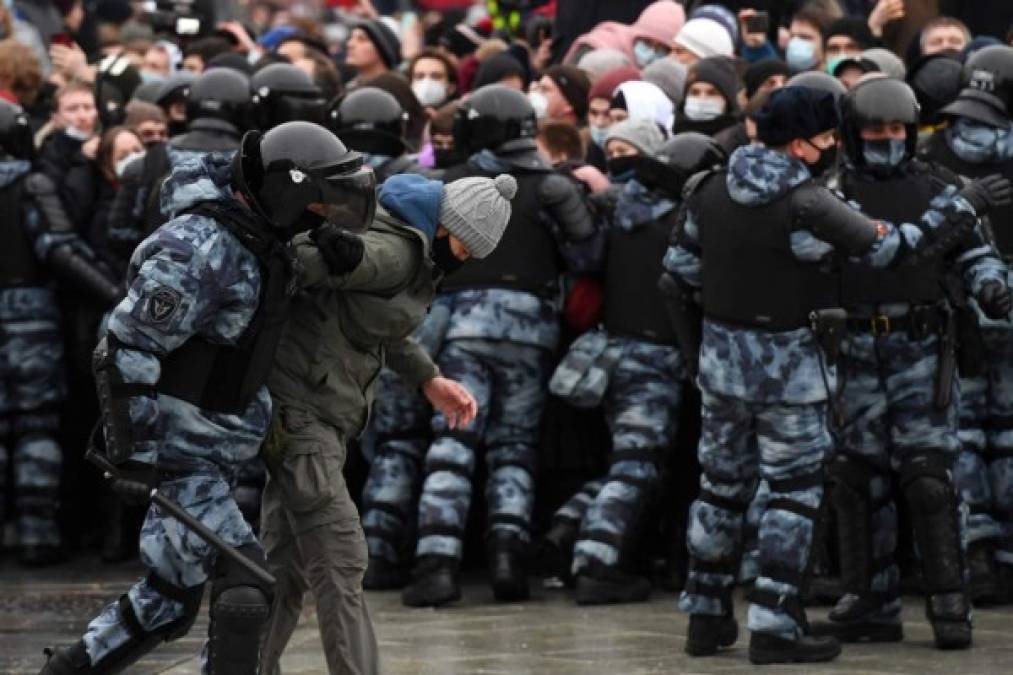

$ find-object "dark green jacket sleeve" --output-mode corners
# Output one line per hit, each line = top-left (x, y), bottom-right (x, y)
(385, 338), (440, 390)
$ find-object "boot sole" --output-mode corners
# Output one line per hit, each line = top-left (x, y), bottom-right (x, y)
(933, 623), (972, 650)
(749, 641), (842, 665)
(810, 620), (904, 643)
(402, 584), (462, 608)
(685, 622), (739, 656)
(574, 579), (651, 606)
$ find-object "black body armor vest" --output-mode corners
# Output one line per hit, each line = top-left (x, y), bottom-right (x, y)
(696, 172), (839, 331)
(603, 211), (677, 343)
(441, 167), (560, 295)
(835, 164), (949, 307)
(155, 201), (294, 414)
(923, 131), (1013, 255)
(0, 179), (45, 287)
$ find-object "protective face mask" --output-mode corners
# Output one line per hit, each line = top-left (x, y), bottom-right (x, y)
(607, 155), (640, 184)
(412, 78), (448, 108)
(786, 37), (818, 72)
(806, 142), (837, 177)
(825, 55), (846, 76)
(589, 125), (609, 147)
(950, 117), (1013, 164)
(682, 96), (725, 122)
(114, 150), (145, 178)
(633, 40), (662, 68)
(528, 91), (549, 120)
(64, 125), (92, 141)
(431, 234), (465, 274)
(434, 147), (466, 169)
(862, 137), (907, 169)
(139, 70), (165, 84)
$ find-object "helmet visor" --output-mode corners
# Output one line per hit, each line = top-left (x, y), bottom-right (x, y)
(314, 166), (377, 233)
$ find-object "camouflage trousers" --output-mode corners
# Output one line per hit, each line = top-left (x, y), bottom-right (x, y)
(415, 339), (553, 560)
(678, 389), (831, 640)
(954, 325), (1013, 567)
(361, 368), (431, 566)
(833, 331), (959, 619)
(0, 287), (66, 547)
(549, 338), (683, 575)
(81, 468), (259, 674)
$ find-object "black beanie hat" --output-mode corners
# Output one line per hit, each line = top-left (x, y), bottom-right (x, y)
(472, 52), (527, 90)
(689, 57), (741, 112)
(754, 86), (840, 146)
(354, 20), (402, 70)
(743, 58), (791, 99)
(544, 65), (591, 121)
(826, 17), (876, 51)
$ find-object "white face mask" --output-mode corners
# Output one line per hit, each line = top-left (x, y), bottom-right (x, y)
(683, 96), (725, 122)
(412, 78), (448, 108)
(528, 91), (549, 120)
(64, 125), (92, 141)
(114, 150), (145, 178)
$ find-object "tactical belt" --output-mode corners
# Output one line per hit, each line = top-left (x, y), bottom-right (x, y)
(846, 305), (945, 338)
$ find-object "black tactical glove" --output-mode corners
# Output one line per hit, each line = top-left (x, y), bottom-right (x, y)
(310, 223), (365, 276)
(978, 279), (1013, 320)
(959, 174), (1013, 216)
(107, 460), (159, 507)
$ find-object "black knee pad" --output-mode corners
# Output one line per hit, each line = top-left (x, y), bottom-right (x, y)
(207, 544), (274, 675)
(899, 453), (954, 516)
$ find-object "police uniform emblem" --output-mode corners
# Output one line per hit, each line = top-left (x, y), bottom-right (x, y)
(146, 287), (181, 324)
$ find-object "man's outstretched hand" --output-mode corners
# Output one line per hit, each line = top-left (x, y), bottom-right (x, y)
(422, 376), (478, 430)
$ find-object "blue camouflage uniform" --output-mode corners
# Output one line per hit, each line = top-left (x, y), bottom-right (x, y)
(548, 180), (686, 578)
(77, 154), (272, 673)
(667, 145), (963, 640)
(0, 159), (66, 552)
(361, 297), (450, 568)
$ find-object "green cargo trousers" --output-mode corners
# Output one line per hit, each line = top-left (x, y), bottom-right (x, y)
(260, 404), (379, 675)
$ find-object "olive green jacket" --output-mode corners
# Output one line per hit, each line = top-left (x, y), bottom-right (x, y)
(268, 207), (440, 437)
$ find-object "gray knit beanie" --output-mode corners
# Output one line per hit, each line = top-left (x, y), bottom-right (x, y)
(440, 174), (517, 258)
(605, 118), (666, 155)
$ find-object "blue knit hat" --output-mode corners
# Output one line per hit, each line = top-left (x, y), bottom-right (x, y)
(754, 86), (840, 146)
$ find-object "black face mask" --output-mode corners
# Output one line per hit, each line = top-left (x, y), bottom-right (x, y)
(168, 119), (187, 138)
(805, 140), (838, 177)
(432, 235), (465, 274)
(607, 155), (641, 183)
(434, 147), (466, 169)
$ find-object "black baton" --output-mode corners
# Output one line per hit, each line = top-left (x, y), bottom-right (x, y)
(86, 448), (276, 588)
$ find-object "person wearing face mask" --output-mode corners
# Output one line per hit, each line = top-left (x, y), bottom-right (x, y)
(401, 85), (598, 608)
(675, 56), (741, 139)
(665, 85), (1009, 665)
(259, 171), (514, 675)
(530, 65), (591, 127)
(90, 126), (143, 265)
(409, 48), (458, 115)
(922, 44), (1013, 609)
(812, 77), (1007, 650)
(785, 7), (827, 74)
(326, 86), (426, 184)
(583, 65), (642, 172)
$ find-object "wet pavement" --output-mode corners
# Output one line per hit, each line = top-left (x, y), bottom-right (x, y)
(3, 557), (1013, 674)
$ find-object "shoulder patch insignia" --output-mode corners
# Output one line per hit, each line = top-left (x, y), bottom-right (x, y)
(145, 287), (181, 324)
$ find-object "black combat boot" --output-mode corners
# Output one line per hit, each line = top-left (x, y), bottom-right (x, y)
(927, 592), (972, 649)
(363, 556), (408, 590)
(401, 555), (461, 607)
(811, 593), (904, 642)
(748, 632), (842, 664)
(539, 518), (578, 584)
(488, 531), (529, 602)
(685, 614), (738, 656)
(39, 641), (90, 674)
(574, 562), (651, 605)
(967, 541), (999, 605)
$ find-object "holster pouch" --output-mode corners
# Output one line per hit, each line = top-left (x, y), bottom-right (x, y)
(658, 273), (702, 379)
(935, 307), (958, 410)
(941, 274), (986, 378)
(548, 329), (618, 408)
(809, 308), (848, 363)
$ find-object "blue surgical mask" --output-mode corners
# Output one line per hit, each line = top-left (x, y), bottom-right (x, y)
(949, 117), (1013, 164)
(589, 125), (609, 147)
(786, 37), (818, 73)
(633, 40), (662, 68)
(825, 55), (846, 76)
(364, 154), (391, 169)
(862, 137), (907, 169)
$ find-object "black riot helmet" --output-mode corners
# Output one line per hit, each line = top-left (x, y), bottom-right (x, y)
(840, 77), (920, 170)
(452, 84), (537, 155)
(156, 71), (197, 108)
(325, 87), (407, 157)
(635, 132), (726, 198)
(786, 71), (848, 104)
(0, 99), (33, 161)
(906, 54), (963, 126)
(941, 45), (1013, 127)
(186, 67), (252, 130)
(251, 63), (327, 131)
(232, 121), (376, 237)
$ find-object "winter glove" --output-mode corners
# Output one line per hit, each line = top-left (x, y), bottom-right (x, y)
(310, 223), (364, 276)
(978, 279), (1013, 320)
(959, 174), (1013, 216)
(107, 460), (159, 507)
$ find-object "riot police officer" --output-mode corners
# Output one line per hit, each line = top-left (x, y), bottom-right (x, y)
(250, 62), (328, 131)
(39, 122), (367, 675)
(401, 84), (597, 607)
(326, 86), (425, 183)
(815, 77), (1008, 649)
(921, 44), (1013, 605)
(0, 100), (120, 566)
(664, 86), (1009, 664)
